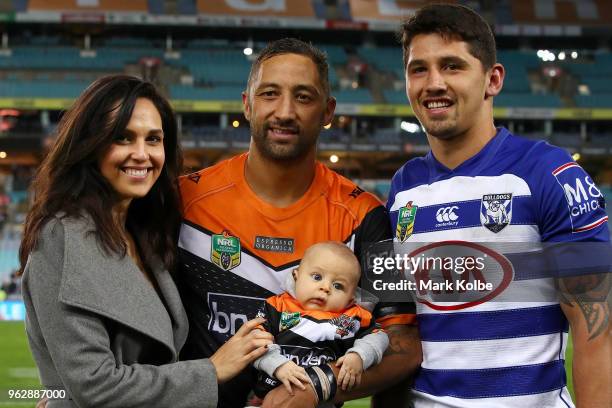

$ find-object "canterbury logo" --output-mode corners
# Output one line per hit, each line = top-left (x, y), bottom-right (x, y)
(436, 206), (459, 222)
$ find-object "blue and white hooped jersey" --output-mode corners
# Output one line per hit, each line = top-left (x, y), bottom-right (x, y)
(387, 128), (609, 408)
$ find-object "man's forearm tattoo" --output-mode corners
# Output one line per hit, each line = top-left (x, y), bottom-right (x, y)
(385, 325), (419, 355)
(559, 274), (610, 340)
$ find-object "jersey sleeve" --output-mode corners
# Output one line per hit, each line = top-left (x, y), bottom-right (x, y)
(353, 202), (417, 326)
(372, 302), (417, 327)
(256, 298), (282, 337)
(386, 168), (403, 235)
(532, 146), (610, 284)
(535, 146), (609, 242)
(353, 205), (393, 261)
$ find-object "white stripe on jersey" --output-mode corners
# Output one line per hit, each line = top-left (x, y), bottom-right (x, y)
(399, 224), (540, 242)
(407, 279), (558, 305)
(421, 332), (568, 370)
(179, 223), (290, 294)
(411, 388), (574, 408)
(389, 174), (532, 211)
(290, 318), (357, 343)
(417, 300), (560, 314)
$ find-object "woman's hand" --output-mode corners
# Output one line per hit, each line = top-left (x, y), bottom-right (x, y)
(209, 317), (273, 383)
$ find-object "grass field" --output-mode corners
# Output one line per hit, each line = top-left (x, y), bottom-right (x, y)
(0, 321), (574, 408)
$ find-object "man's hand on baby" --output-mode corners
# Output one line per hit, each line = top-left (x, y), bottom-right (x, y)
(274, 361), (311, 395)
(335, 352), (364, 391)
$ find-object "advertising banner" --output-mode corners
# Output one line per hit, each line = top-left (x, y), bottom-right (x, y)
(28, 0), (148, 12)
(349, 0), (455, 22)
(0, 301), (25, 321)
(197, 0), (314, 18)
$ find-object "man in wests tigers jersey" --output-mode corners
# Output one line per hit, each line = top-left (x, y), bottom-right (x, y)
(177, 38), (420, 408)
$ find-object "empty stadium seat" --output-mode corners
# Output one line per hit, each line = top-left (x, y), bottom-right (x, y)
(170, 85), (244, 101)
(357, 47), (403, 73)
(383, 90), (407, 105)
(575, 94), (612, 108)
(0, 81), (90, 98)
(334, 89), (373, 104)
(495, 92), (562, 108)
(551, 133), (582, 148)
(580, 77), (612, 93)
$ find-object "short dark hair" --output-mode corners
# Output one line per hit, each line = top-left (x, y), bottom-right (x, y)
(400, 4), (496, 71)
(19, 75), (183, 274)
(246, 37), (331, 98)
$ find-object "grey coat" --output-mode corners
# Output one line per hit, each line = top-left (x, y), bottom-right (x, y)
(22, 215), (218, 407)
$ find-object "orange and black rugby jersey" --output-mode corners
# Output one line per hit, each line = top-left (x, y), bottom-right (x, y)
(253, 292), (381, 397)
(177, 153), (414, 357)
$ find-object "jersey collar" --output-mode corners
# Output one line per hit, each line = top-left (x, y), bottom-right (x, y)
(425, 127), (510, 179)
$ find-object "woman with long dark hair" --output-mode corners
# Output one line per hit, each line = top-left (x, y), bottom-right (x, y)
(19, 75), (272, 407)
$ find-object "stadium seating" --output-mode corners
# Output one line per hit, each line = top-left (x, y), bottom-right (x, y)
(495, 92), (562, 108)
(551, 133), (582, 148)
(357, 46), (403, 75)
(170, 85), (244, 101)
(0, 81), (90, 98)
(318, 45), (349, 65)
(334, 89), (373, 104)
(580, 77), (612, 94)
(0, 236), (20, 279)
(319, 129), (350, 143)
(575, 94), (612, 108)
(588, 133), (612, 147)
(373, 128), (401, 144)
(0, 34), (609, 108)
(383, 90), (408, 105)
(0, 46), (162, 70)
(509, 0), (611, 26)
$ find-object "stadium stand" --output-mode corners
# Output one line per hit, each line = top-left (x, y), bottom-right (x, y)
(0, 0), (608, 258)
(196, 0), (315, 17)
(334, 89), (373, 104)
(0, 237), (19, 278)
(509, 0), (612, 26)
(383, 90), (408, 105)
(495, 93), (563, 108)
(27, 0), (149, 12)
(170, 85), (244, 101)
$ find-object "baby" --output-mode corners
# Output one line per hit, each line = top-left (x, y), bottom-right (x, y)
(253, 241), (389, 405)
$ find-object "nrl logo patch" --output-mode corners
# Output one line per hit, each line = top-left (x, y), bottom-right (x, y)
(330, 314), (356, 338)
(396, 201), (418, 242)
(280, 312), (300, 331)
(211, 231), (241, 271)
(480, 193), (513, 233)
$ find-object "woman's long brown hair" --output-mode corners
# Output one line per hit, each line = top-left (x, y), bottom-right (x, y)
(19, 75), (183, 275)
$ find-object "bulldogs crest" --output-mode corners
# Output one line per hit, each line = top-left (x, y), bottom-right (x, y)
(480, 193), (512, 233)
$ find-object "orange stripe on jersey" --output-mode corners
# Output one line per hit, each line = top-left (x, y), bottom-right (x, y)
(180, 153), (384, 268)
(266, 293), (373, 326)
(376, 313), (416, 328)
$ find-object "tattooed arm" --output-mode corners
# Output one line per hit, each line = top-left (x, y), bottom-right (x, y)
(559, 274), (611, 407)
(332, 323), (421, 404)
(368, 324), (422, 407)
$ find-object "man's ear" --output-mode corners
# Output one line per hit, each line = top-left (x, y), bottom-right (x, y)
(292, 268), (298, 280)
(242, 91), (251, 122)
(322, 96), (336, 128)
(485, 63), (505, 99)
